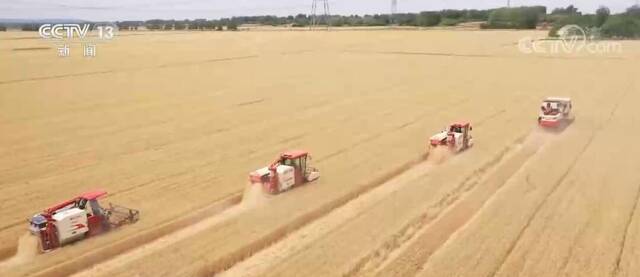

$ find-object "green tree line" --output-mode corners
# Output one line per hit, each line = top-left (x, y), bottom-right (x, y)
(119, 9), (493, 30)
(5, 5), (640, 38)
(547, 5), (640, 38)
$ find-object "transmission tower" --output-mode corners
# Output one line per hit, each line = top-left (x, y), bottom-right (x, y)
(311, 0), (330, 29)
(391, 0), (398, 15)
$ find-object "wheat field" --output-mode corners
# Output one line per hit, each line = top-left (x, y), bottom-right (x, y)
(0, 29), (639, 276)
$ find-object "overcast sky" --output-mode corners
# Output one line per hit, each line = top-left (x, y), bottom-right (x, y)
(1, 0), (637, 21)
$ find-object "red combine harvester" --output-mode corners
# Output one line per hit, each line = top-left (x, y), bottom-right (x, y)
(249, 150), (320, 194)
(429, 122), (474, 153)
(28, 190), (139, 252)
(538, 97), (573, 128)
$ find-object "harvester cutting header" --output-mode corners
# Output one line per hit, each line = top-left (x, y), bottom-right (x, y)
(249, 150), (320, 194)
(28, 190), (139, 252)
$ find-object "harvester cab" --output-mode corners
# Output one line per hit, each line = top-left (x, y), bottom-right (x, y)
(28, 190), (139, 252)
(249, 150), (320, 194)
(429, 122), (474, 153)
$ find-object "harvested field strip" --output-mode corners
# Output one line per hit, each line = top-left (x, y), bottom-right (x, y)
(200, 156), (431, 276)
(369, 131), (549, 277)
(195, 100), (516, 276)
(235, 107), (529, 277)
(218, 160), (436, 277)
(414, 85), (628, 277)
(104, 154), (428, 277)
(489, 89), (628, 276)
(219, 131), (531, 277)
(69, 185), (267, 277)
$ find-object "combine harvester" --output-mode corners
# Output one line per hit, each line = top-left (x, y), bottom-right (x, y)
(538, 97), (573, 128)
(28, 190), (139, 252)
(429, 122), (474, 153)
(249, 150), (320, 194)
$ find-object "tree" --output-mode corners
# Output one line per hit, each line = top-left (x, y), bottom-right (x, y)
(627, 5), (640, 17)
(552, 5), (580, 15)
(441, 9), (464, 19)
(417, 12), (441, 26)
(193, 19), (207, 30)
(145, 19), (164, 30)
(174, 21), (186, 30)
(595, 6), (610, 27)
(227, 22), (238, 31)
(486, 7), (543, 29)
(21, 24), (39, 31)
(601, 15), (640, 38)
(0, 25), (6, 31)
(203, 21), (216, 30)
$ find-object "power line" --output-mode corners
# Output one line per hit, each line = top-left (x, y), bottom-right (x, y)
(311, 0), (330, 30)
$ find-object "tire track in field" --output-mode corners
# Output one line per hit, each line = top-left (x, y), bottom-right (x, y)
(486, 130), (594, 277)
(556, 215), (590, 275)
(611, 182), (640, 277)
(0, 55), (258, 85)
(489, 89), (628, 277)
(343, 50), (495, 59)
